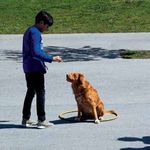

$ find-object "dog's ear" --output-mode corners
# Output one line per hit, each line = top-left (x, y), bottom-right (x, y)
(78, 74), (85, 84)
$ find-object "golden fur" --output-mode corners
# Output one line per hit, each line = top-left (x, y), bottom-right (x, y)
(66, 72), (117, 123)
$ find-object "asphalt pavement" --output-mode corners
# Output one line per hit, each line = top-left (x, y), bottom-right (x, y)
(0, 33), (150, 150)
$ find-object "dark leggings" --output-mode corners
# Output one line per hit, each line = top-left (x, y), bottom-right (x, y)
(22, 73), (46, 121)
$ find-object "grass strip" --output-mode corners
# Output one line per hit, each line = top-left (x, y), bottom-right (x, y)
(0, 0), (150, 33)
(120, 50), (150, 59)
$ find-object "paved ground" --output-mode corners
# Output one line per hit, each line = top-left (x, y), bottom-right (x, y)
(0, 33), (150, 150)
(1, 32), (150, 50)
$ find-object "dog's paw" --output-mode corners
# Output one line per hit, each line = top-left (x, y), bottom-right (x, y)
(74, 117), (81, 121)
(95, 119), (100, 124)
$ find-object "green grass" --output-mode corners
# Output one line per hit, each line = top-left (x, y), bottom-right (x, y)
(0, 0), (150, 33)
(120, 50), (150, 59)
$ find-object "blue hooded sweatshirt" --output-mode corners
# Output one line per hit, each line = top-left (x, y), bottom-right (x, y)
(23, 25), (53, 73)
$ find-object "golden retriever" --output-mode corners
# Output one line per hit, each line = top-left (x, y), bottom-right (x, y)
(66, 72), (117, 123)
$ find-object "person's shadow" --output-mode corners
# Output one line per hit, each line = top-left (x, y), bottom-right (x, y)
(0, 119), (91, 129)
(0, 121), (36, 129)
(118, 136), (150, 150)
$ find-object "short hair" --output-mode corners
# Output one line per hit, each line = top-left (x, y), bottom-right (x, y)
(35, 10), (53, 26)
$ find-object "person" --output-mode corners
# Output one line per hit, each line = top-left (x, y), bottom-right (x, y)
(22, 10), (62, 129)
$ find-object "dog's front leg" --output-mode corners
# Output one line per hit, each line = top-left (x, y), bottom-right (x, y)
(75, 105), (82, 121)
(92, 107), (100, 124)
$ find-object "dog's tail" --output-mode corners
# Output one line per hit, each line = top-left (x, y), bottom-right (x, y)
(104, 109), (118, 117)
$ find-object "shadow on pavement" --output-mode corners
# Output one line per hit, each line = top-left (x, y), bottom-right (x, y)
(0, 123), (36, 129)
(118, 136), (150, 150)
(0, 120), (10, 123)
(120, 147), (150, 150)
(51, 116), (94, 125)
(0, 50), (22, 61)
(0, 46), (122, 62)
(45, 46), (121, 62)
(50, 119), (76, 125)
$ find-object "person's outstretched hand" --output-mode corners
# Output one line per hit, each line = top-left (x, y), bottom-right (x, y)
(53, 56), (62, 62)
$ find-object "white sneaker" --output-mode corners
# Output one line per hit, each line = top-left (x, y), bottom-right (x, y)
(22, 119), (36, 127)
(37, 120), (54, 129)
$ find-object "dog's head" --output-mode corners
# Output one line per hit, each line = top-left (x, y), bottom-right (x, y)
(66, 72), (85, 84)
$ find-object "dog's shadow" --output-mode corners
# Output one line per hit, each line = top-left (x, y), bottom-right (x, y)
(51, 116), (94, 125)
